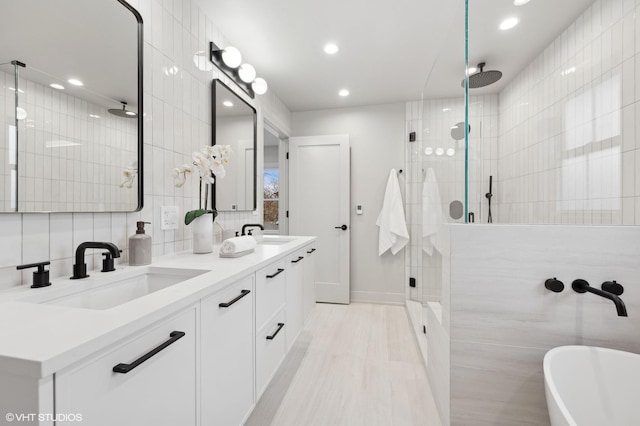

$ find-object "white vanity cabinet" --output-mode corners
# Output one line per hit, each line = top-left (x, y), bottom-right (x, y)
(302, 245), (317, 322)
(254, 259), (288, 398)
(0, 237), (317, 426)
(55, 307), (197, 426)
(201, 275), (255, 426)
(285, 248), (305, 350)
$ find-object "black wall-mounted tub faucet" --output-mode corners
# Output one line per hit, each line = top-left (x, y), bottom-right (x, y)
(572, 279), (628, 317)
(71, 242), (121, 280)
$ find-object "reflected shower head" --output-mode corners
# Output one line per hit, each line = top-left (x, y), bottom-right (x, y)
(108, 101), (137, 118)
(461, 62), (503, 89)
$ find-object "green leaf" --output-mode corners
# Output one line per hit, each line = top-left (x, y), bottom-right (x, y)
(184, 209), (218, 226)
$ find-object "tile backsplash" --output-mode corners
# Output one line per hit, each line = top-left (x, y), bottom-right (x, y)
(0, 0), (290, 290)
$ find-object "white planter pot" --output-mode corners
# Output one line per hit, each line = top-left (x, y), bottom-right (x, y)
(192, 214), (213, 254)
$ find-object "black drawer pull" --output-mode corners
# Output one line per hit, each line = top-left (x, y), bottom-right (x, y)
(219, 289), (251, 308)
(266, 268), (284, 279)
(291, 256), (304, 263)
(266, 323), (285, 340)
(306, 248), (316, 254)
(112, 331), (185, 374)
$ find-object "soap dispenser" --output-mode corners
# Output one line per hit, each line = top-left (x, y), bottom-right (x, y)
(129, 221), (151, 266)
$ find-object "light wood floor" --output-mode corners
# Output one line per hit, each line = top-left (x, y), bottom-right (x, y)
(246, 303), (441, 426)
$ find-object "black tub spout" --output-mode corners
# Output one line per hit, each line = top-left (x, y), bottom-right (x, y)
(572, 279), (627, 317)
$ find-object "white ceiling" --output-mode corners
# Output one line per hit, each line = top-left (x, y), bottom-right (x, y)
(198, 0), (594, 112)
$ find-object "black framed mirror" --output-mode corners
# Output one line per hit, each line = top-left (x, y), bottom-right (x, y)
(0, 0), (143, 212)
(212, 79), (257, 212)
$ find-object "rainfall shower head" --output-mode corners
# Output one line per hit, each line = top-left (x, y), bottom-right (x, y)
(461, 62), (503, 89)
(108, 101), (137, 118)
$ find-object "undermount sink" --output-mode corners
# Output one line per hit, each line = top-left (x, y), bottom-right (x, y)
(22, 266), (206, 310)
(544, 345), (640, 426)
(258, 236), (297, 245)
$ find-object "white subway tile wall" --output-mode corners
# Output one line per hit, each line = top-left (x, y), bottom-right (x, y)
(498, 0), (640, 225)
(0, 0), (291, 290)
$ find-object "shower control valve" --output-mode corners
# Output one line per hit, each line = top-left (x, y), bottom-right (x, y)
(545, 277), (564, 293)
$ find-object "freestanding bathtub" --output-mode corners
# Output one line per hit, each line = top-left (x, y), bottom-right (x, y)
(544, 346), (640, 426)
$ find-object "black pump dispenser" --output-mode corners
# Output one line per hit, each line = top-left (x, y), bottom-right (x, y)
(136, 221), (150, 234)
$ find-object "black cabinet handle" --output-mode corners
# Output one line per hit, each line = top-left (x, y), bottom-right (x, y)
(219, 289), (251, 308)
(266, 268), (284, 279)
(266, 323), (285, 340)
(306, 248), (316, 254)
(112, 331), (185, 374)
(335, 225), (348, 230)
(291, 256), (304, 263)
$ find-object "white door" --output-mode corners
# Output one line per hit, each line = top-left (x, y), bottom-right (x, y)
(289, 134), (350, 304)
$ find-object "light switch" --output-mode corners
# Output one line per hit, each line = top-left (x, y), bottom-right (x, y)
(356, 204), (363, 215)
(161, 206), (179, 230)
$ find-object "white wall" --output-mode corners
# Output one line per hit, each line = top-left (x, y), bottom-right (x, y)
(439, 224), (640, 425)
(292, 103), (406, 304)
(498, 0), (640, 225)
(0, 0), (291, 290)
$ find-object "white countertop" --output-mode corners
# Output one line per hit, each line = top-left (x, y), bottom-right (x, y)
(0, 236), (315, 378)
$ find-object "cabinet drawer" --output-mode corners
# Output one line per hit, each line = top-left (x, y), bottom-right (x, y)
(201, 276), (254, 426)
(55, 308), (197, 426)
(255, 309), (287, 399)
(286, 249), (305, 350)
(255, 259), (286, 331)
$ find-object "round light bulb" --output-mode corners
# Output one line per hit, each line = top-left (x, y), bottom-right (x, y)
(252, 77), (268, 95)
(221, 46), (242, 68)
(238, 63), (256, 83)
(339, 89), (350, 97)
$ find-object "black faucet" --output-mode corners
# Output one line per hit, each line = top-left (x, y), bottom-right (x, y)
(241, 223), (264, 236)
(572, 279), (627, 317)
(71, 242), (121, 279)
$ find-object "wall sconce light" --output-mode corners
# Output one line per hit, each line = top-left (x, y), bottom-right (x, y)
(210, 42), (268, 99)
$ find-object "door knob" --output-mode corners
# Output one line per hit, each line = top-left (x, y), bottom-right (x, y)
(335, 225), (348, 231)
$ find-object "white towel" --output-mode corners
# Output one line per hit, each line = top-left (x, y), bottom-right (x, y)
(376, 169), (409, 256)
(422, 168), (445, 256)
(220, 236), (257, 254)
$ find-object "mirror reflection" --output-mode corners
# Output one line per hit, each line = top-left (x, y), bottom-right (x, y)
(213, 79), (256, 212)
(0, 0), (142, 212)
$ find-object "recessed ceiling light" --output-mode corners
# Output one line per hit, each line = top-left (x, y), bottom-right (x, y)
(324, 43), (339, 55)
(435, 147), (444, 156)
(442, 108), (451, 112)
(67, 78), (83, 86)
(338, 89), (350, 97)
(223, 100), (234, 107)
(446, 148), (456, 156)
(500, 17), (519, 31)
(513, 0), (530, 5)
(50, 83), (65, 90)
(89, 114), (100, 119)
(424, 147), (434, 156)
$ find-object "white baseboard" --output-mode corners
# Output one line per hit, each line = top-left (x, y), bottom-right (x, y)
(349, 291), (405, 305)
